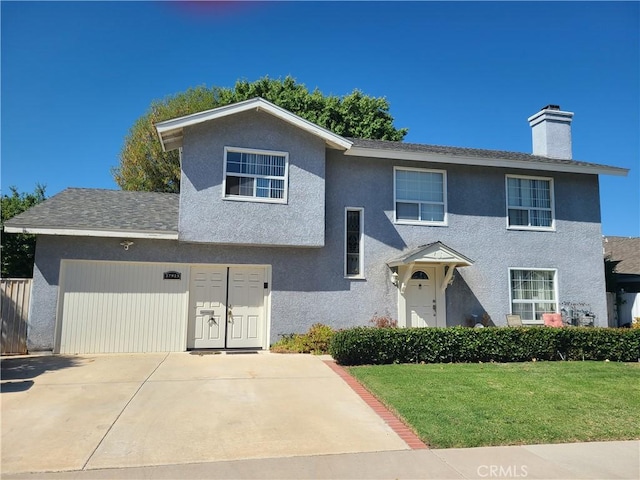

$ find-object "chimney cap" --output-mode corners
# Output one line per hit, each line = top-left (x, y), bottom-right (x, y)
(542, 104), (561, 111)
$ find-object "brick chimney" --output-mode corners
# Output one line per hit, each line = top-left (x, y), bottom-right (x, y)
(527, 105), (574, 159)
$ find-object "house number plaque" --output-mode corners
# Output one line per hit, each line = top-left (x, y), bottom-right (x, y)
(163, 271), (182, 280)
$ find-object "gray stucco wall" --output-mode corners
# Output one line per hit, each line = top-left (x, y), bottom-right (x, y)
(27, 150), (607, 352)
(325, 151), (606, 328)
(28, 235), (396, 351)
(179, 110), (326, 247)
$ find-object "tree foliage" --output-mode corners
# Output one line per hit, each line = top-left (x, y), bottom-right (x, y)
(1, 185), (46, 278)
(113, 76), (408, 192)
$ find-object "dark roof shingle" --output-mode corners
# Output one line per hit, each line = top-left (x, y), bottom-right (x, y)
(4, 188), (178, 234)
(604, 236), (640, 275)
(347, 137), (625, 172)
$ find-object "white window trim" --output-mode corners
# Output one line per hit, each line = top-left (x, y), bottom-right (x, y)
(505, 174), (555, 231)
(344, 207), (365, 279)
(508, 267), (559, 325)
(222, 146), (289, 204)
(393, 166), (448, 226)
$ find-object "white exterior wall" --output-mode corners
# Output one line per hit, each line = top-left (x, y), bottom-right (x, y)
(620, 292), (640, 326)
(57, 260), (190, 354)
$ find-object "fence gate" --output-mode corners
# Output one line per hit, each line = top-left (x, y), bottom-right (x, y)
(1, 279), (31, 355)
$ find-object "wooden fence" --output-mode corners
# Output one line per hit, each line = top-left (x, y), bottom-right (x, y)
(1, 278), (31, 355)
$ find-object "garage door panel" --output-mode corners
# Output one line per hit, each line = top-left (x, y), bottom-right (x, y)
(58, 261), (188, 354)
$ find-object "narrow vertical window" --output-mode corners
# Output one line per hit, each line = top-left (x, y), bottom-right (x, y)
(345, 208), (364, 278)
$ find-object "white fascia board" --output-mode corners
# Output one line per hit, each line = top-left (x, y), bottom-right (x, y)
(3, 226), (178, 240)
(345, 147), (629, 176)
(255, 101), (352, 150)
(155, 97), (352, 152)
(387, 258), (472, 268)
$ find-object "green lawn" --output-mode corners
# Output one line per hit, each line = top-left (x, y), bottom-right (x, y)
(347, 361), (640, 448)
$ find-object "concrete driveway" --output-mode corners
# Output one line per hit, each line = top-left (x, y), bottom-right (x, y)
(1, 353), (408, 475)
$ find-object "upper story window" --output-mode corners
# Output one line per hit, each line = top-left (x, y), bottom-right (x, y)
(394, 167), (447, 225)
(223, 147), (289, 203)
(506, 175), (554, 230)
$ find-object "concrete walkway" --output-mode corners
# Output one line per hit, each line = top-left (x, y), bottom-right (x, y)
(3, 441), (639, 479)
(2, 353), (639, 479)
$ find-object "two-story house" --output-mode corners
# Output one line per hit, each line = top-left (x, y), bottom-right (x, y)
(5, 98), (628, 354)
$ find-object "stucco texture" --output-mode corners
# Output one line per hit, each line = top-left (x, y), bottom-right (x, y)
(179, 110), (326, 247)
(326, 152), (606, 328)
(28, 148), (607, 352)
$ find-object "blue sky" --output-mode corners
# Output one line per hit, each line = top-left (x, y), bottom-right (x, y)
(2, 1), (638, 236)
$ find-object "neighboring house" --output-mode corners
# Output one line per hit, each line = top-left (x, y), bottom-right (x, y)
(5, 99), (629, 354)
(603, 236), (640, 326)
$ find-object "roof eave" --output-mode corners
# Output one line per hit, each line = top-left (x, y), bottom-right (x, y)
(345, 146), (629, 176)
(155, 97), (352, 152)
(3, 225), (178, 240)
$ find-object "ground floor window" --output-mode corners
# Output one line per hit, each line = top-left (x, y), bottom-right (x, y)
(509, 268), (558, 322)
(345, 208), (363, 278)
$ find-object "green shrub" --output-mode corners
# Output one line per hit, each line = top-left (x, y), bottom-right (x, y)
(271, 323), (336, 354)
(305, 323), (335, 353)
(270, 333), (309, 354)
(329, 327), (640, 365)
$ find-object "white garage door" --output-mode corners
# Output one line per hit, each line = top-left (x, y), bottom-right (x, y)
(57, 260), (189, 354)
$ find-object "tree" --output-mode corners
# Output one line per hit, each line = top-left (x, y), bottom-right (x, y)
(113, 76), (408, 192)
(1, 185), (46, 278)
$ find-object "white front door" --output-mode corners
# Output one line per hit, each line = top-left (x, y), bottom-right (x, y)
(406, 268), (437, 328)
(227, 267), (266, 349)
(188, 266), (227, 349)
(188, 265), (267, 349)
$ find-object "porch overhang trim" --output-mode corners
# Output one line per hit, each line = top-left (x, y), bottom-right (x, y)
(387, 241), (474, 268)
(387, 241), (474, 294)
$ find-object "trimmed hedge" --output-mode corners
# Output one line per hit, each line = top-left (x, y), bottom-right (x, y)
(329, 327), (640, 365)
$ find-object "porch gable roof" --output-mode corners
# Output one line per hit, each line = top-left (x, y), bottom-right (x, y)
(387, 241), (474, 268)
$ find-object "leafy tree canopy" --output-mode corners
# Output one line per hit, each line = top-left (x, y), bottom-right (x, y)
(1, 185), (46, 278)
(113, 76), (408, 192)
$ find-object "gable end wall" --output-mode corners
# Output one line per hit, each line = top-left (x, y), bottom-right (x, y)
(179, 110), (326, 247)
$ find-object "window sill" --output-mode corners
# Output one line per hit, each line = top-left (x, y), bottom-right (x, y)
(223, 196), (287, 205)
(345, 276), (366, 281)
(507, 226), (555, 232)
(395, 220), (448, 227)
